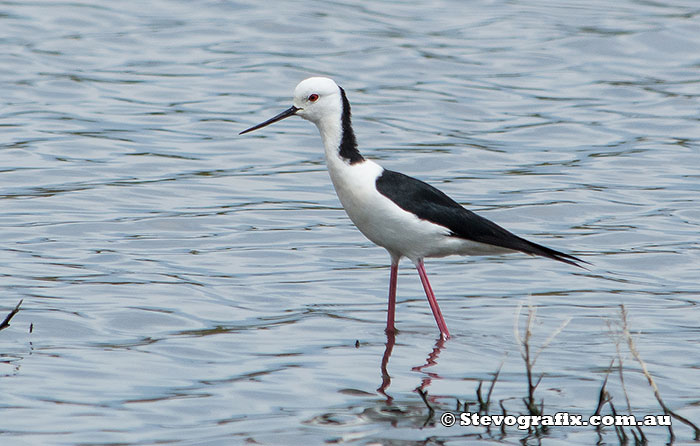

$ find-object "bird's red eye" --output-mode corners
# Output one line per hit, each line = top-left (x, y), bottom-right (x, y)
(308, 94), (319, 102)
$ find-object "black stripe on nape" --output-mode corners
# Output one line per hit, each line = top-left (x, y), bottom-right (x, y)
(338, 86), (365, 165)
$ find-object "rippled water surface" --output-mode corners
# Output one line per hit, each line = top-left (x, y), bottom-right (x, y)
(2, 1), (699, 444)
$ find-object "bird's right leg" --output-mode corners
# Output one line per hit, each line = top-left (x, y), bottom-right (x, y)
(414, 258), (450, 339)
(386, 256), (399, 335)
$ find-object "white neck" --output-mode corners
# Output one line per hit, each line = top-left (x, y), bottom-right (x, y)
(315, 117), (344, 166)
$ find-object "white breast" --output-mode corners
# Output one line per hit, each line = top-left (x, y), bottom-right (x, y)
(325, 157), (502, 260)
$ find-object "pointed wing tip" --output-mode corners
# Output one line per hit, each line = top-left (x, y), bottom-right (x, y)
(520, 239), (590, 270)
(552, 252), (590, 270)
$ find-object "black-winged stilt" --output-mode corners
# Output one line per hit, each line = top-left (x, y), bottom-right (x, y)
(240, 77), (585, 339)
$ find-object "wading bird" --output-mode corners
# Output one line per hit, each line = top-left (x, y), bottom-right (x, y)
(241, 77), (585, 339)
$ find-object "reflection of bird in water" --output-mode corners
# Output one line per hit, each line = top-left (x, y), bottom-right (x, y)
(376, 331), (445, 405)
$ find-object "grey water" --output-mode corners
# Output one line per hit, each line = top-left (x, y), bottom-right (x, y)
(1, 0), (699, 444)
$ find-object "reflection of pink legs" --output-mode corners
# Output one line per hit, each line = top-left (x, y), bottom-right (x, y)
(377, 330), (396, 403)
(379, 329), (447, 401)
(414, 259), (450, 339)
(413, 335), (447, 393)
(385, 261), (398, 335)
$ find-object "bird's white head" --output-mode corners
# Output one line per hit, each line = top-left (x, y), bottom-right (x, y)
(239, 77), (342, 135)
(292, 77), (342, 125)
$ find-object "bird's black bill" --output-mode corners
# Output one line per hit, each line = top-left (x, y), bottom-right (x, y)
(239, 106), (299, 135)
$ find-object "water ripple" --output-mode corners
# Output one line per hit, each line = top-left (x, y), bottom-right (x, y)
(1, 0), (699, 444)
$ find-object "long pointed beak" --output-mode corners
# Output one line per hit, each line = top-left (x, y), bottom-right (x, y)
(239, 105), (299, 135)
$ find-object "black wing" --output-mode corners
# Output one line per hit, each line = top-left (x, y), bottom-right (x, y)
(375, 169), (585, 267)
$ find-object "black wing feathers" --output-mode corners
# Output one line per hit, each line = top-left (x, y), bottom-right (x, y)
(375, 170), (585, 267)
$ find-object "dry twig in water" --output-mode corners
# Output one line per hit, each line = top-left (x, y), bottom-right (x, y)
(0, 299), (23, 332)
(417, 388), (434, 417)
(620, 304), (700, 441)
(514, 302), (570, 418)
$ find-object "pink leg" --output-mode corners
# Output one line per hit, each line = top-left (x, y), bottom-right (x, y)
(386, 261), (398, 335)
(414, 259), (450, 339)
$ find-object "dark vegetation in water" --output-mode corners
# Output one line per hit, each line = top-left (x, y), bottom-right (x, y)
(412, 304), (699, 444)
(0, 299), (22, 332)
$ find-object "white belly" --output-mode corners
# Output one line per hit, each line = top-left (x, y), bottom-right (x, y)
(326, 159), (511, 261)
